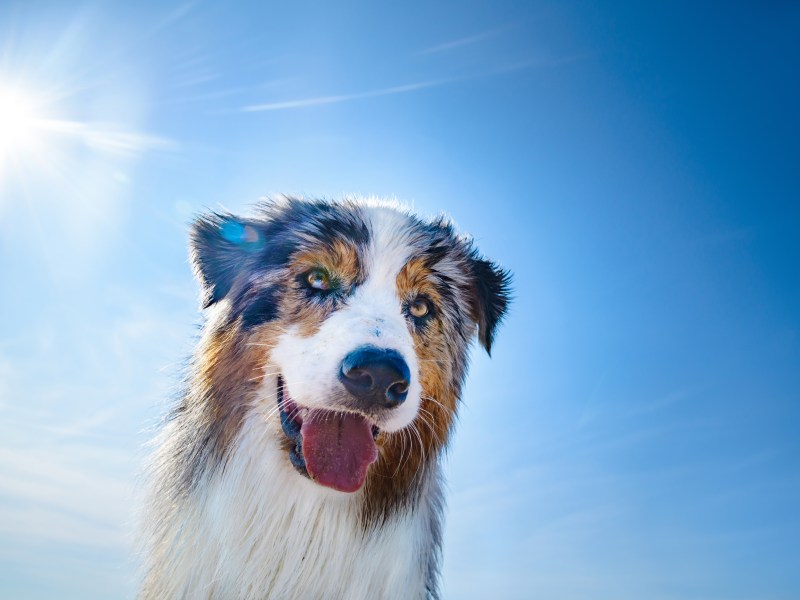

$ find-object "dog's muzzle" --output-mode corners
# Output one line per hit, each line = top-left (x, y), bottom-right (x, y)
(277, 345), (411, 494)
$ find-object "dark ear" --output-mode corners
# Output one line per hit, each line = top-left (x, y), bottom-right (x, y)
(190, 213), (266, 308)
(468, 256), (512, 355)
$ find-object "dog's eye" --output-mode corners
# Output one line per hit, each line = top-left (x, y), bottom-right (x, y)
(409, 297), (431, 319)
(306, 268), (331, 291)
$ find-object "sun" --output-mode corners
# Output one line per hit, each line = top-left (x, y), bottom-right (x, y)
(0, 82), (61, 186)
(0, 79), (170, 189)
(0, 84), (44, 160)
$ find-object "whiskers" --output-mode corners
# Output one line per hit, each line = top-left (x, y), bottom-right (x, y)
(251, 376), (316, 425)
(384, 394), (449, 482)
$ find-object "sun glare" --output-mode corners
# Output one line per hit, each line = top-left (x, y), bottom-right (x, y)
(0, 84), (44, 161)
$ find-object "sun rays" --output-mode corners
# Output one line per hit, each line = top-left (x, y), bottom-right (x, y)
(0, 78), (175, 190)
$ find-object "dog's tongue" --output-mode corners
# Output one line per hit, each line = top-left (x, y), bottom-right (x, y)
(301, 410), (378, 493)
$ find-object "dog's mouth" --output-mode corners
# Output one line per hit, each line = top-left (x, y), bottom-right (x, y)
(278, 376), (379, 493)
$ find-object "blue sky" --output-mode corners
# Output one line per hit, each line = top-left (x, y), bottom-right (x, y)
(0, 1), (798, 598)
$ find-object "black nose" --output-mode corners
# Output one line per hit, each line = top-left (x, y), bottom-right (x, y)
(339, 346), (410, 409)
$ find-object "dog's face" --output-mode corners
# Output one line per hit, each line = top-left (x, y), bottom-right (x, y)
(191, 198), (509, 497)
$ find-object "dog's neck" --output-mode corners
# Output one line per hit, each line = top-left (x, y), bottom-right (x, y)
(140, 385), (445, 599)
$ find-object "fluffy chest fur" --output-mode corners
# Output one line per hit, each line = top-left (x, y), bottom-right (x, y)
(139, 198), (509, 599)
(145, 403), (442, 599)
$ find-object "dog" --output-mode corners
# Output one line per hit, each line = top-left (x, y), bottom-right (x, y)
(139, 197), (510, 599)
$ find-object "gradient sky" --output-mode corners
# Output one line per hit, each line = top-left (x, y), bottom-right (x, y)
(0, 1), (798, 599)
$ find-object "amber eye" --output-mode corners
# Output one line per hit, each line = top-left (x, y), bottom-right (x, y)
(306, 268), (330, 291)
(409, 297), (431, 319)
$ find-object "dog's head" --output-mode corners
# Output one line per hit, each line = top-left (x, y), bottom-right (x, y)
(191, 197), (510, 495)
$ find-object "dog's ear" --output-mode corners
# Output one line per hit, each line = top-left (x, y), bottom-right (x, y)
(190, 213), (266, 308)
(467, 255), (512, 355)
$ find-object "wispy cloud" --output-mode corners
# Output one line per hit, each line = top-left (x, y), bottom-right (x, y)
(418, 27), (506, 55)
(625, 385), (701, 418)
(173, 72), (220, 89)
(242, 78), (455, 112)
(37, 118), (177, 157)
(149, 2), (194, 36)
(41, 408), (117, 438)
(0, 355), (12, 409)
(241, 56), (582, 114)
(0, 444), (132, 548)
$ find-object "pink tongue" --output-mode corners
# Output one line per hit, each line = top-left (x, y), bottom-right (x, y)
(301, 410), (378, 493)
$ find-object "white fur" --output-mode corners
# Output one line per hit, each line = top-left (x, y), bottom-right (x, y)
(144, 375), (439, 599)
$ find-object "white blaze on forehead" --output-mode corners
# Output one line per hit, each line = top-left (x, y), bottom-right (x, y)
(267, 205), (422, 432)
(362, 206), (416, 294)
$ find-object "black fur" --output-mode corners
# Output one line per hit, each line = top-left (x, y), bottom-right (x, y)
(416, 215), (511, 355)
(468, 255), (512, 355)
(191, 214), (267, 308)
(190, 197), (371, 314)
(240, 287), (282, 329)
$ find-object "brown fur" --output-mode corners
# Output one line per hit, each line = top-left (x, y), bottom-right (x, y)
(359, 257), (466, 526)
